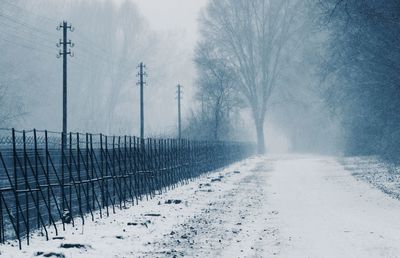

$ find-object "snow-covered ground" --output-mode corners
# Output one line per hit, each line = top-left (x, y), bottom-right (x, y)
(268, 155), (400, 257)
(342, 156), (400, 200)
(2, 155), (400, 257)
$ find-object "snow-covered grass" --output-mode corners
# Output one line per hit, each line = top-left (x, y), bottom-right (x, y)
(342, 156), (400, 200)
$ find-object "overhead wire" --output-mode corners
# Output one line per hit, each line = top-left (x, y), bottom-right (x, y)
(0, 1), (139, 83)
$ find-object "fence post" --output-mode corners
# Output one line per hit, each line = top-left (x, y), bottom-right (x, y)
(136, 136), (143, 202)
(33, 129), (40, 230)
(117, 136), (122, 209)
(89, 134), (95, 211)
(100, 134), (104, 209)
(60, 131), (66, 231)
(133, 137), (140, 201)
(129, 136), (134, 203)
(123, 136), (128, 206)
(154, 139), (159, 194)
(45, 131), (51, 226)
(85, 133), (90, 217)
(10, 129), (20, 248)
(22, 130), (30, 245)
(105, 135), (111, 216)
(112, 136), (116, 211)
(0, 189), (3, 244)
(150, 138), (155, 197)
(77, 133), (83, 225)
(68, 132), (73, 224)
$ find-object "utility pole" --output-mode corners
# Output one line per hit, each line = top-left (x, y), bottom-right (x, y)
(57, 21), (74, 147)
(177, 84), (182, 139)
(136, 62), (147, 140)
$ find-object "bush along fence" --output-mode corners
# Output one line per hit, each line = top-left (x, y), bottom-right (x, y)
(0, 128), (254, 248)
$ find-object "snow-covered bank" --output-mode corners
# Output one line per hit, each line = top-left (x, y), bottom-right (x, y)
(1, 156), (279, 258)
(342, 156), (400, 200)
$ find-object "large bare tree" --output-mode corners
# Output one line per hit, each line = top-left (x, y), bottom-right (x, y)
(199, 0), (303, 153)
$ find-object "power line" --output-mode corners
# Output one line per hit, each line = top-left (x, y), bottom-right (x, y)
(0, 12), (57, 38)
(0, 5), (113, 61)
(0, 3), (141, 92)
(0, 0), (113, 56)
(0, 27), (55, 49)
(0, 17), (129, 76)
(1, 0), (58, 23)
(0, 35), (54, 56)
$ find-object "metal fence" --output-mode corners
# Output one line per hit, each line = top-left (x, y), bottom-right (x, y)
(0, 128), (254, 248)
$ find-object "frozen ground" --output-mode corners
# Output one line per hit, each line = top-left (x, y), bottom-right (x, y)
(2, 155), (400, 257)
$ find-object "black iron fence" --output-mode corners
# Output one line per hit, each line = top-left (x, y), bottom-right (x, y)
(0, 128), (254, 248)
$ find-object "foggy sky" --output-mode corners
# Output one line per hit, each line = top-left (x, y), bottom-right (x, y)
(128, 0), (209, 135)
(131, 0), (208, 46)
(0, 0), (209, 136)
(0, 0), (342, 154)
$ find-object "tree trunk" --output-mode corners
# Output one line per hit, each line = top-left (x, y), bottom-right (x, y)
(214, 99), (221, 141)
(214, 115), (219, 141)
(255, 120), (265, 154)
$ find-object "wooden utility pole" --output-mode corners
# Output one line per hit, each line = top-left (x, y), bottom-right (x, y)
(57, 21), (74, 147)
(177, 84), (182, 139)
(137, 62), (147, 140)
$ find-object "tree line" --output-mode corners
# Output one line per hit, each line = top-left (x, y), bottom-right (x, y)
(318, 0), (400, 161)
(187, 0), (400, 160)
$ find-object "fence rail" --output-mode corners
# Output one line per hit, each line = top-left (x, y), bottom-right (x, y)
(0, 128), (254, 248)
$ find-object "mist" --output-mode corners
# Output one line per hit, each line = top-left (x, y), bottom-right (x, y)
(1, 0), (398, 159)
(3, 1), (400, 256)
(0, 0), (204, 137)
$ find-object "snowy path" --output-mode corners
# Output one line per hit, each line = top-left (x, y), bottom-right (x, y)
(269, 155), (400, 257)
(2, 155), (400, 257)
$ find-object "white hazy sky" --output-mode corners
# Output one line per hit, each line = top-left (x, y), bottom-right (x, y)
(128, 0), (209, 135)
(130, 0), (208, 47)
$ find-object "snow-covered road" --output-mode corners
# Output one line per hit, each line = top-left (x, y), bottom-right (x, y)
(269, 155), (400, 257)
(2, 155), (400, 257)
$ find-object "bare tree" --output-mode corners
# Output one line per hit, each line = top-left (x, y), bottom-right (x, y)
(195, 41), (240, 140)
(200, 0), (303, 153)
